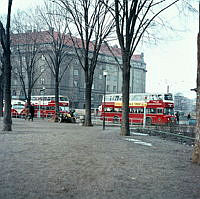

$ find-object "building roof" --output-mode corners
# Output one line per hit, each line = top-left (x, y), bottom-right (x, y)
(11, 31), (144, 62)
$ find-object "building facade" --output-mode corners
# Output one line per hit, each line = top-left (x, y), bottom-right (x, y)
(10, 31), (147, 109)
(174, 93), (195, 115)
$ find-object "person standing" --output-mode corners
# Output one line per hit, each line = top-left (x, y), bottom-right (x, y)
(29, 104), (35, 121)
(175, 112), (179, 124)
(187, 113), (191, 120)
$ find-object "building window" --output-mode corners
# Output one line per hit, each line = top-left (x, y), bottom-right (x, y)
(13, 79), (17, 85)
(41, 55), (45, 60)
(113, 86), (116, 93)
(41, 78), (45, 84)
(107, 85), (110, 92)
(40, 65), (45, 73)
(22, 56), (26, 62)
(73, 69), (79, 76)
(74, 80), (78, 87)
(12, 90), (16, 96)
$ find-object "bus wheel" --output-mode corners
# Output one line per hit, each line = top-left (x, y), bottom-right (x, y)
(113, 116), (119, 124)
(146, 117), (152, 125)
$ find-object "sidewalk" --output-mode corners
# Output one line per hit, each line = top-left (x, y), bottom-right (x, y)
(0, 118), (200, 199)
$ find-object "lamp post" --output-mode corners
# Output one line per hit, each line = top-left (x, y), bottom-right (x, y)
(40, 86), (45, 119)
(103, 70), (108, 130)
(143, 96), (147, 128)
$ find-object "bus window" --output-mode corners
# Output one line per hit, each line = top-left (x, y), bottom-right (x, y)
(114, 108), (122, 112)
(115, 96), (119, 101)
(60, 97), (68, 101)
(157, 108), (163, 114)
(34, 105), (39, 110)
(138, 108), (144, 113)
(60, 106), (69, 112)
(40, 106), (45, 110)
(12, 104), (24, 109)
(105, 107), (114, 112)
(158, 95), (163, 100)
(164, 94), (173, 100)
(150, 95), (156, 100)
(147, 108), (156, 114)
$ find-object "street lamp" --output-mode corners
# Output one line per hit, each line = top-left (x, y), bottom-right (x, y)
(40, 86), (45, 118)
(143, 96), (147, 128)
(103, 70), (108, 130)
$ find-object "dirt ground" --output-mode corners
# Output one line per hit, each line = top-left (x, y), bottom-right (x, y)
(0, 118), (200, 199)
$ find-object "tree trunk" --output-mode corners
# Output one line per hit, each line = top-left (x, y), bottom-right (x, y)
(84, 79), (92, 126)
(120, 53), (130, 136)
(0, 77), (3, 118)
(27, 85), (31, 106)
(3, 53), (12, 131)
(192, 33), (200, 164)
(55, 74), (59, 116)
(1, 0), (12, 131)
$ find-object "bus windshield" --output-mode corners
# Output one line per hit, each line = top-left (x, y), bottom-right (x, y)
(60, 106), (69, 112)
(12, 104), (24, 109)
(60, 97), (68, 101)
(164, 108), (174, 115)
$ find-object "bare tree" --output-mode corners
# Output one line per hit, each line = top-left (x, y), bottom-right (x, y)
(38, 2), (72, 116)
(11, 10), (46, 105)
(53, 0), (114, 126)
(0, 0), (13, 131)
(113, 0), (180, 136)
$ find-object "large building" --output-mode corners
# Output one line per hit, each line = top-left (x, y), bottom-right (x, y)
(174, 93), (195, 115)
(10, 31), (147, 109)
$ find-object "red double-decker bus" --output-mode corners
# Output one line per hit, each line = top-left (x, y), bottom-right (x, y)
(99, 93), (176, 125)
(21, 100), (70, 118)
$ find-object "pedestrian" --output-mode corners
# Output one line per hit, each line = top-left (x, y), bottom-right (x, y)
(175, 112), (179, 124)
(187, 113), (191, 120)
(29, 104), (35, 121)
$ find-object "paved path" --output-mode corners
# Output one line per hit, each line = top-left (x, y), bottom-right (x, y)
(0, 118), (200, 199)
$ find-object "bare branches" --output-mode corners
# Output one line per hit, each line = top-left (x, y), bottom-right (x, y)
(38, 2), (71, 82)
(113, 0), (182, 135)
(52, 0), (115, 125)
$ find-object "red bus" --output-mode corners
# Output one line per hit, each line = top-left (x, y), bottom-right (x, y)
(10, 100), (26, 118)
(21, 100), (70, 118)
(100, 93), (176, 125)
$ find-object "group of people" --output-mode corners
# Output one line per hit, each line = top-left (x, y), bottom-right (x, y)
(24, 104), (35, 121)
(175, 112), (191, 124)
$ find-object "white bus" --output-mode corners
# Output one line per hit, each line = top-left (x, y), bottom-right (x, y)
(31, 95), (69, 105)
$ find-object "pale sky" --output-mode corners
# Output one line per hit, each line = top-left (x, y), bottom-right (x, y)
(144, 28), (198, 99)
(0, 0), (198, 99)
